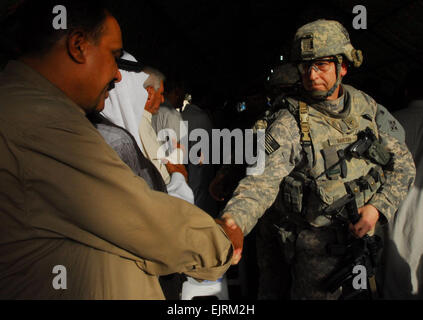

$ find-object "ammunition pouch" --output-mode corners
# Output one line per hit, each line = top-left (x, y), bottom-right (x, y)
(344, 166), (385, 208)
(278, 128), (389, 228)
(282, 176), (304, 215)
(366, 140), (391, 166)
(280, 165), (385, 227)
(281, 171), (312, 216)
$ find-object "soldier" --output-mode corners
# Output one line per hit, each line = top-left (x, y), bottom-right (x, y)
(220, 19), (416, 299)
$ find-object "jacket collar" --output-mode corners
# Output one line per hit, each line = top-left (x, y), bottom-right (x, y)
(4, 60), (85, 115)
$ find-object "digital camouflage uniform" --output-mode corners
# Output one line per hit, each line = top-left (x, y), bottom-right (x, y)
(223, 20), (416, 300)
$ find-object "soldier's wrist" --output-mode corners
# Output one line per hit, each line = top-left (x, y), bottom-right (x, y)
(367, 198), (389, 225)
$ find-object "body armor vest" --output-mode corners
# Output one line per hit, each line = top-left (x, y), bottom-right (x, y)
(282, 85), (387, 227)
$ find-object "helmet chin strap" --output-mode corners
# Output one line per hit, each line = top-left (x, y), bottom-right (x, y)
(305, 55), (343, 101)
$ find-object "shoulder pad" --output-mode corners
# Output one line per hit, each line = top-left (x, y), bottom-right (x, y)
(376, 104), (406, 143)
(284, 96), (300, 115)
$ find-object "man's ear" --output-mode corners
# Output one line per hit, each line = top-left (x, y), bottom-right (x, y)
(145, 86), (154, 109)
(67, 30), (89, 64)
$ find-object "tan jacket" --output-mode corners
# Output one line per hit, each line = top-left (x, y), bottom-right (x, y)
(0, 61), (232, 300)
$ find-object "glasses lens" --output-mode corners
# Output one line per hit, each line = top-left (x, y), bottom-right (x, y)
(298, 59), (334, 74)
(314, 61), (332, 72)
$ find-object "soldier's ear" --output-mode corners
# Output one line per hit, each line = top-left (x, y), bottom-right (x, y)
(340, 62), (348, 77)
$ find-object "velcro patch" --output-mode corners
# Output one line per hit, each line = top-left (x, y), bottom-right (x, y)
(301, 34), (314, 58)
(265, 133), (280, 155)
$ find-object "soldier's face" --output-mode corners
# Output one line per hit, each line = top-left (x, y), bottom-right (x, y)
(300, 58), (347, 99)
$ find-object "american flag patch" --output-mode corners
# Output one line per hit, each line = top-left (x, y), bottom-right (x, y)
(265, 133), (280, 155)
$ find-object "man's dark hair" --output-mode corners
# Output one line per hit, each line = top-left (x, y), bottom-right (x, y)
(0, 0), (109, 58)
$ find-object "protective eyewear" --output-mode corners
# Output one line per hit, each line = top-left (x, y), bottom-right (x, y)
(297, 58), (337, 75)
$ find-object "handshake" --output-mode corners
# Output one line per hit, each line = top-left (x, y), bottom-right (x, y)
(215, 214), (244, 265)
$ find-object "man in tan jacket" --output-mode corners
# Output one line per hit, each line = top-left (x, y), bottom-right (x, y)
(0, 0), (234, 299)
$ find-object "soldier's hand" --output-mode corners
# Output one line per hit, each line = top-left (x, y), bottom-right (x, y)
(350, 204), (380, 238)
(215, 213), (244, 265)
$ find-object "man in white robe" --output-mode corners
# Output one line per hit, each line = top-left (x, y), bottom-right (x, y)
(103, 52), (193, 204)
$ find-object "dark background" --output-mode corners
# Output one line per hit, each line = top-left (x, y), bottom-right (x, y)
(1, 0), (422, 112)
(105, 0), (423, 113)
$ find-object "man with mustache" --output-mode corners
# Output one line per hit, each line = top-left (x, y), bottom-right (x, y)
(0, 0), (234, 299)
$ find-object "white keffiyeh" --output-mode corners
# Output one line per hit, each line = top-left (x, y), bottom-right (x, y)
(102, 52), (149, 153)
(102, 52), (194, 204)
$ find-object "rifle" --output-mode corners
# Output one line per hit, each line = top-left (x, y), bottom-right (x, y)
(322, 194), (383, 299)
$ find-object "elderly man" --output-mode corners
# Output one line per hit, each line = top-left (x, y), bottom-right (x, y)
(0, 0), (234, 299)
(221, 19), (415, 299)
(137, 66), (193, 203)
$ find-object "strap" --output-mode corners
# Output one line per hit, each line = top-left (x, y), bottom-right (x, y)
(369, 276), (379, 299)
(298, 101), (314, 167)
(299, 101), (311, 143)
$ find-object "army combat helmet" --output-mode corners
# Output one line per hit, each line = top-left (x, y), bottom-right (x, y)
(291, 19), (363, 100)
